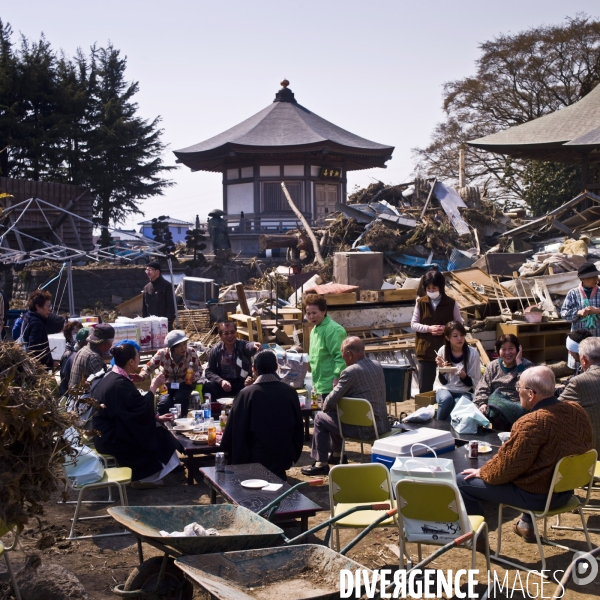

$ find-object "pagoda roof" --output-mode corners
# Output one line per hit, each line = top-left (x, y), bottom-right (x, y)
(468, 84), (600, 164)
(173, 81), (394, 172)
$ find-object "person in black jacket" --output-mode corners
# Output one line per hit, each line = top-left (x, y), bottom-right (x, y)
(20, 289), (65, 370)
(92, 343), (181, 489)
(142, 261), (175, 328)
(220, 350), (303, 480)
(203, 322), (261, 401)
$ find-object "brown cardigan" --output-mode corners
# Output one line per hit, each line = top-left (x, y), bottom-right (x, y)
(415, 295), (457, 362)
(480, 399), (593, 494)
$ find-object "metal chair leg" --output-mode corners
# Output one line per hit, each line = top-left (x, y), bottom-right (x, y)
(3, 551), (22, 600)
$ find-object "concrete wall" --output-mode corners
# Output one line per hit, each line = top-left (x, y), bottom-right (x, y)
(11, 266), (152, 313)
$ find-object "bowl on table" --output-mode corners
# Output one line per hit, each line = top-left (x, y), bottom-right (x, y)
(175, 418), (193, 427)
(498, 432), (510, 444)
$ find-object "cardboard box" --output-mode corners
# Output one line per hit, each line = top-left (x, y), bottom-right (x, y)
(414, 390), (437, 409)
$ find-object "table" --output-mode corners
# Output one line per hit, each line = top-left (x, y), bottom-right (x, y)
(169, 428), (221, 485)
(300, 407), (314, 441)
(200, 463), (323, 532)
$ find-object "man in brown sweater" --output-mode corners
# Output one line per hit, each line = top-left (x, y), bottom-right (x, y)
(457, 366), (593, 543)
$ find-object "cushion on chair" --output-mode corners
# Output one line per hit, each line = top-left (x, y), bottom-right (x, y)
(105, 467), (132, 483)
(333, 502), (395, 527)
(468, 515), (485, 532)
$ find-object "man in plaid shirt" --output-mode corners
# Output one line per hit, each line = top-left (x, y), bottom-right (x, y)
(560, 262), (600, 337)
(136, 330), (202, 417)
(69, 324), (114, 388)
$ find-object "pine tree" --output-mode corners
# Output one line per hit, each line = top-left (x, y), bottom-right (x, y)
(0, 20), (18, 177)
(83, 45), (174, 244)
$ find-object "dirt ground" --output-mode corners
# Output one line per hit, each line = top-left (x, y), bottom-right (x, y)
(1, 400), (599, 599)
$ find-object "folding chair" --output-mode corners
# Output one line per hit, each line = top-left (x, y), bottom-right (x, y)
(336, 397), (395, 463)
(494, 449), (597, 575)
(0, 522), (22, 600)
(329, 463), (397, 552)
(553, 458), (600, 533)
(62, 465), (132, 540)
(396, 478), (491, 571)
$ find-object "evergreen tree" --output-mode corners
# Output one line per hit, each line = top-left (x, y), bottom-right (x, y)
(84, 45), (174, 238)
(0, 20), (18, 177)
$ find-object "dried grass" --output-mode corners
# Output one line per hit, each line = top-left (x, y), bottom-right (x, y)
(0, 343), (78, 527)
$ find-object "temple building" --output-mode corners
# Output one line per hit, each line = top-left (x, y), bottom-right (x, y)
(173, 80), (394, 254)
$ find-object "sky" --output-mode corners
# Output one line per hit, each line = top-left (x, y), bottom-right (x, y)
(2, 1), (599, 232)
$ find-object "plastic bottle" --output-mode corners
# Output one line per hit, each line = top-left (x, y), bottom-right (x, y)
(203, 395), (212, 420)
(207, 418), (217, 446)
(219, 410), (228, 429)
(184, 362), (195, 385)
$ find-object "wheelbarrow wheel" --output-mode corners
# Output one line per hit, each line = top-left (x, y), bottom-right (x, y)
(123, 556), (193, 600)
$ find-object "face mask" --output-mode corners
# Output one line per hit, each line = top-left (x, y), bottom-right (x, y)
(426, 291), (440, 300)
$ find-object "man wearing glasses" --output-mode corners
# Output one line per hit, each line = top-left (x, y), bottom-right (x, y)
(457, 365), (593, 543)
(142, 261), (175, 329)
(203, 322), (262, 401)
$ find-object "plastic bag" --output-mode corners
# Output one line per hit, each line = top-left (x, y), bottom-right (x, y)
(277, 349), (309, 388)
(63, 438), (104, 486)
(450, 396), (490, 434)
(402, 405), (435, 423)
(391, 444), (456, 487)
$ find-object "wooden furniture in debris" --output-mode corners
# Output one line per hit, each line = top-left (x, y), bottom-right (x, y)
(496, 320), (570, 364)
(359, 289), (417, 303)
(228, 313), (263, 343)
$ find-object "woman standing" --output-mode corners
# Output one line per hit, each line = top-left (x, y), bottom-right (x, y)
(434, 321), (481, 420)
(411, 270), (462, 393)
(93, 343), (180, 489)
(304, 294), (347, 399)
(20, 289), (65, 370)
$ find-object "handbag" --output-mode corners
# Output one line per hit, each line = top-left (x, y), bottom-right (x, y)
(450, 396), (490, 434)
(391, 443), (456, 488)
(65, 370), (107, 431)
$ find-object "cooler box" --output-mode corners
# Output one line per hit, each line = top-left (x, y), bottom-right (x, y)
(371, 427), (455, 469)
(48, 333), (67, 361)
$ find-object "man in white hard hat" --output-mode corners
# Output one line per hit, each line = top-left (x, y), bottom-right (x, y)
(136, 329), (202, 417)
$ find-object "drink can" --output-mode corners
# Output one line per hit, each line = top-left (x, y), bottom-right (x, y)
(174, 403), (182, 417)
(468, 440), (479, 458)
(204, 393), (211, 403)
(215, 452), (225, 472)
(195, 410), (203, 423)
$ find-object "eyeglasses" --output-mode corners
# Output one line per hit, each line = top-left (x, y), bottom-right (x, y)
(515, 384), (535, 393)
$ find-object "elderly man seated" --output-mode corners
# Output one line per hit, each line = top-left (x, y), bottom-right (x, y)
(458, 365), (593, 543)
(560, 336), (600, 456)
(220, 350), (304, 480)
(301, 336), (390, 476)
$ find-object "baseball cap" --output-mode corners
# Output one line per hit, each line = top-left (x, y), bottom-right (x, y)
(88, 323), (115, 343)
(75, 327), (91, 343)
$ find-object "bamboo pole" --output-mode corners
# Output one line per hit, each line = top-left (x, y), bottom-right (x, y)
(280, 182), (325, 266)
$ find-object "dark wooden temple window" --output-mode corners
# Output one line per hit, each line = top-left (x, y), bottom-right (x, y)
(262, 181), (304, 212)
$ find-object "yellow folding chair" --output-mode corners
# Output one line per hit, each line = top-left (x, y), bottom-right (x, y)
(494, 449), (597, 575)
(396, 478), (491, 571)
(336, 397), (395, 463)
(0, 522), (22, 600)
(62, 465), (132, 540)
(329, 463), (397, 552)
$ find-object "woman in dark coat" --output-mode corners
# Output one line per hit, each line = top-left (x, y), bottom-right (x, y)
(92, 343), (180, 489)
(20, 289), (65, 369)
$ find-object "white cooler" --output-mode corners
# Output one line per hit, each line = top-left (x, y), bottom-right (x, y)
(371, 427), (455, 469)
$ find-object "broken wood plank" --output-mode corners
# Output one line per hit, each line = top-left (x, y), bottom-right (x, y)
(235, 282), (250, 315)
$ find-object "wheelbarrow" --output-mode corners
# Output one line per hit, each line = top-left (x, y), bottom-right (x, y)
(109, 479), (395, 599)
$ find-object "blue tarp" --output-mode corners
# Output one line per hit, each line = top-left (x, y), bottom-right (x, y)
(390, 254), (448, 270)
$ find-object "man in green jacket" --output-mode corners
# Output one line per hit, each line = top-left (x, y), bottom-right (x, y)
(305, 294), (347, 396)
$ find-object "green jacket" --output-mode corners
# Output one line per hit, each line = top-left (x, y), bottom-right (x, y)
(309, 315), (347, 394)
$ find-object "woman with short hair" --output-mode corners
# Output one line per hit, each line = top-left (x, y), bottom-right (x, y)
(473, 334), (532, 430)
(92, 342), (181, 489)
(20, 289), (65, 369)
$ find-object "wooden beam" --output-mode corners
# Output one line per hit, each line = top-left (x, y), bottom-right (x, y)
(420, 178), (437, 220)
(281, 182), (324, 266)
(235, 282), (250, 315)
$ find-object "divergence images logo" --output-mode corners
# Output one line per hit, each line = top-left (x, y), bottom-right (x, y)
(572, 551), (598, 587)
